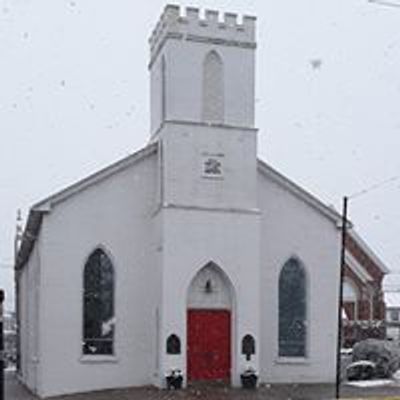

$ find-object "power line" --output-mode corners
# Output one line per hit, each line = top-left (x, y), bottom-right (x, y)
(349, 175), (400, 200)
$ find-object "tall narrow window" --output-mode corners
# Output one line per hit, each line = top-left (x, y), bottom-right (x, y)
(161, 55), (166, 122)
(279, 258), (307, 357)
(343, 280), (358, 321)
(202, 50), (224, 123)
(83, 248), (115, 355)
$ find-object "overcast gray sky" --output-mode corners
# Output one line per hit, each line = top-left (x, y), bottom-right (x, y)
(1, 0), (400, 310)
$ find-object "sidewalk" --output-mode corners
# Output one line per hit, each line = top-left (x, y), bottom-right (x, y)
(5, 371), (400, 400)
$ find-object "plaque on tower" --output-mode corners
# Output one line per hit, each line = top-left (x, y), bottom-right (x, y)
(201, 152), (225, 179)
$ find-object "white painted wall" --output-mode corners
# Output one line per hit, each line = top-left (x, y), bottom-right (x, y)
(159, 122), (258, 212)
(257, 170), (341, 384)
(187, 264), (232, 310)
(20, 152), (342, 397)
(159, 207), (261, 387)
(18, 236), (41, 394)
(159, 40), (255, 128)
(36, 152), (159, 398)
(150, 6), (256, 135)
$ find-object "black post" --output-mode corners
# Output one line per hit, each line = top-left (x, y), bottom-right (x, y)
(0, 289), (5, 400)
(335, 196), (348, 399)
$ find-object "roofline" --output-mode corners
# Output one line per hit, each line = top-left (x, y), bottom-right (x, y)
(257, 159), (342, 225)
(16, 142), (158, 271)
(33, 143), (158, 211)
(15, 209), (44, 271)
(345, 250), (373, 284)
(348, 229), (390, 275)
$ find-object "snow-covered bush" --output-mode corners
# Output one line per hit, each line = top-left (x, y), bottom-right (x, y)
(353, 339), (400, 378)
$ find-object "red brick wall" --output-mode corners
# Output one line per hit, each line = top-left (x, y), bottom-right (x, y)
(344, 234), (386, 321)
(342, 234), (386, 346)
(346, 235), (384, 285)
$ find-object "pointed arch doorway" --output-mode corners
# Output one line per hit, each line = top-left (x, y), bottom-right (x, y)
(187, 262), (233, 382)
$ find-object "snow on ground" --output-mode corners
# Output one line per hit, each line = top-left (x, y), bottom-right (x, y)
(345, 369), (400, 388)
(346, 379), (394, 388)
(392, 369), (400, 381)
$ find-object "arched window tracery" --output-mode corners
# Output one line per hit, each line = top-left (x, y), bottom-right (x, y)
(83, 248), (115, 355)
(279, 258), (307, 357)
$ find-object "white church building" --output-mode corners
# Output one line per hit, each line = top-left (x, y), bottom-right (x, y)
(15, 5), (343, 398)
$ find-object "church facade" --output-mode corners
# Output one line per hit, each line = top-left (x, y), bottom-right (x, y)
(16, 5), (343, 398)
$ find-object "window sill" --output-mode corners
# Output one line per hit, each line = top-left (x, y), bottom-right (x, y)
(79, 355), (119, 364)
(275, 357), (310, 365)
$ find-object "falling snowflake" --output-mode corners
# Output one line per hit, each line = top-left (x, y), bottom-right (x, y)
(310, 59), (322, 70)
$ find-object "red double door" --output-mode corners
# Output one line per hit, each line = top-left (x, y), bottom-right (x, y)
(187, 309), (231, 381)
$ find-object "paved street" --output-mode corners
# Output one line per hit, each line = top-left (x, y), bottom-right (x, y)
(6, 372), (400, 400)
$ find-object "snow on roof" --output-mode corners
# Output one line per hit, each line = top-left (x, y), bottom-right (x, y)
(384, 291), (400, 308)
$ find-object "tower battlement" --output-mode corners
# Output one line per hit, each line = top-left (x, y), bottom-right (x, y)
(149, 5), (256, 61)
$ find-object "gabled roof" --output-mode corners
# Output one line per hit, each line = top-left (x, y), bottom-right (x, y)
(257, 159), (342, 224)
(257, 161), (389, 278)
(348, 230), (390, 275)
(33, 143), (158, 211)
(17, 148), (373, 271)
(345, 250), (374, 284)
(15, 209), (43, 271)
(15, 143), (158, 271)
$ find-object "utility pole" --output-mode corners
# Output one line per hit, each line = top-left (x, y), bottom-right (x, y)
(334, 176), (399, 399)
(0, 289), (5, 400)
(335, 196), (348, 400)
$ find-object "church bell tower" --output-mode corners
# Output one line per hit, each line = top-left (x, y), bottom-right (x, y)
(149, 5), (258, 212)
(149, 5), (256, 132)
(149, 6), (260, 387)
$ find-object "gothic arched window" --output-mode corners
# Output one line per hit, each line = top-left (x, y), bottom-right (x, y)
(279, 258), (307, 357)
(166, 334), (181, 355)
(161, 55), (167, 122)
(202, 50), (224, 123)
(83, 248), (115, 355)
(241, 334), (256, 361)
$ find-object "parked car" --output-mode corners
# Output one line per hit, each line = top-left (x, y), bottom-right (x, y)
(346, 360), (376, 381)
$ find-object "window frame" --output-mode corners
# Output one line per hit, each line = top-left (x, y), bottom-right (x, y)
(202, 50), (225, 123)
(343, 279), (359, 321)
(390, 309), (399, 322)
(278, 257), (308, 359)
(82, 247), (116, 358)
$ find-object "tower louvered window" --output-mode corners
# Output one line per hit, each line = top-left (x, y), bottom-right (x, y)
(202, 50), (224, 123)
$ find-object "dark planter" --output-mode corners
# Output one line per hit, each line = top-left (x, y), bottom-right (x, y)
(166, 374), (183, 390)
(240, 373), (258, 389)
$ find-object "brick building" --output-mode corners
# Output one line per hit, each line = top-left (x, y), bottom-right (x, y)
(343, 231), (389, 346)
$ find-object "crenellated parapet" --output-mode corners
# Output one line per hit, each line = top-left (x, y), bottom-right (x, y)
(149, 5), (256, 64)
